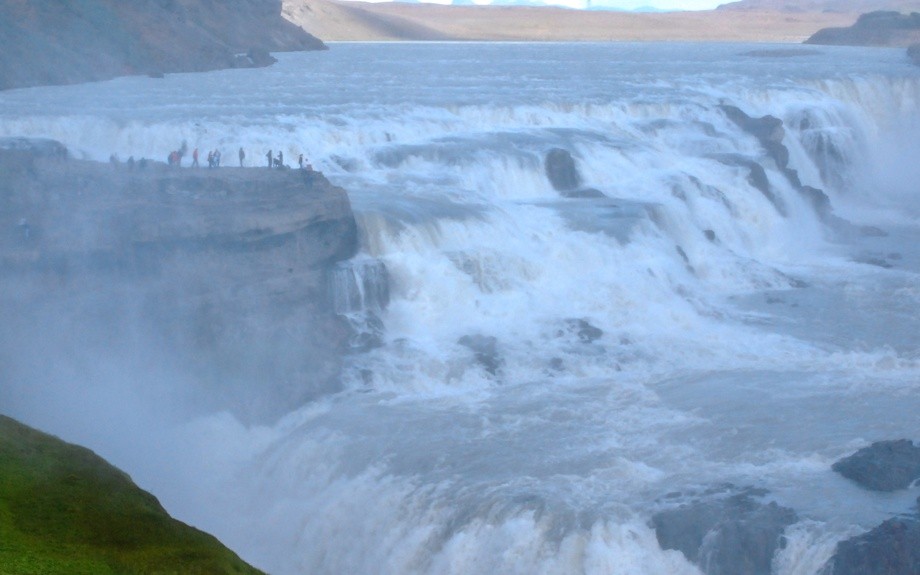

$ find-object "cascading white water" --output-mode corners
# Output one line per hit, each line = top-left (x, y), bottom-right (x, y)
(2, 43), (920, 574)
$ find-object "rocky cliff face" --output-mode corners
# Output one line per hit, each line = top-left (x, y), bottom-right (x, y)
(0, 0), (326, 91)
(1, 140), (357, 421)
(805, 10), (920, 46)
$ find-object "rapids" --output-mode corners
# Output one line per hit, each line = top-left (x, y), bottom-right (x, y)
(2, 42), (920, 574)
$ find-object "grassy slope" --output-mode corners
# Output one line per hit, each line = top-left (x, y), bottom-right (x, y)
(0, 415), (264, 575)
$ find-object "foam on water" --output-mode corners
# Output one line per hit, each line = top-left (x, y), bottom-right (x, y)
(2, 43), (920, 574)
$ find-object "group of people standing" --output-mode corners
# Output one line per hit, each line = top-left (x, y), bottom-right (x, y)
(156, 142), (311, 170)
(187, 147), (243, 168)
(265, 149), (311, 170)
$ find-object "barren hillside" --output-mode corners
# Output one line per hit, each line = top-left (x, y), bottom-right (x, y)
(284, 0), (858, 42)
(0, 0), (325, 91)
(717, 0), (920, 12)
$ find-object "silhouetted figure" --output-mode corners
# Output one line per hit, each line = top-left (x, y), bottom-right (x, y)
(17, 218), (30, 243)
(192, 148), (199, 167)
(298, 154), (303, 169)
(267, 150), (272, 168)
(127, 156), (135, 170)
(207, 150), (214, 168)
(110, 154), (119, 166)
(277, 150), (283, 168)
(239, 147), (245, 167)
(214, 149), (221, 167)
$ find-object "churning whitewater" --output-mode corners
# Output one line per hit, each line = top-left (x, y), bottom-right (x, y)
(2, 43), (920, 574)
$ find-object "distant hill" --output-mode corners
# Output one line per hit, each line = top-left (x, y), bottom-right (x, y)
(717, 0), (920, 12)
(283, 0), (856, 41)
(805, 10), (920, 45)
(0, 0), (326, 91)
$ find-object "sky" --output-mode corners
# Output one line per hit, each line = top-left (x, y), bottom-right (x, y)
(346, 0), (726, 9)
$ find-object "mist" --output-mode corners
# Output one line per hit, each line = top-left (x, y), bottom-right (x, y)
(3, 43), (920, 575)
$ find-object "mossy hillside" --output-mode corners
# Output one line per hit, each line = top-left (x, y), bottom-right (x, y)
(0, 414), (265, 575)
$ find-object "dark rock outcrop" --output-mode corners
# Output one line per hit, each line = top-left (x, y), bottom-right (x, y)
(545, 148), (583, 192)
(232, 47), (278, 69)
(1, 140), (358, 420)
(718, 104), (849, 226)
(720, 105), (788, 167)
(559, 318), (604, 344)
(720, 105), (790, 171)
(832, 439), (920, 491)
(823, 515), (920, 575)
(805, 10), (920, 47)
(710, 152), (788, 215)
(458, 334), (503, 376)
(543, 148), (606, 198)
(652, 486), (798, 575)
(909, 43), (920, 64)
(0, 414), (265, 573)
(0, 0), (326, 91)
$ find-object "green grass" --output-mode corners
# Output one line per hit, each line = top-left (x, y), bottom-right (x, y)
(0, 414), (266, 575)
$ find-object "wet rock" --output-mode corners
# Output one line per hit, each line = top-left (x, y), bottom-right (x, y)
(558, 318), (604, 344)
(800, 185), (832, 218)
(331, 259), (390, 314)
(711, 154), (786, 215)
(231, 47), (277, 69)
(348, 312), (386, 353)
(860, 225), (888, 237)
(652, 487), (798, 575)
(822, 515), (920, 575)
(853, 255), (894, 269)
(832, 439), (920, 492)
(910, 44), (920, 66)
(562, 187), (606, 199)
(540, 149), (606, 196)
(718, 105), (857, 228)
(720, 105), (786, 164)
(675, 245), (690, 265)
(741, 48), (823, 58)
(548, 357), (565, 372)
(544, 148), (582, 192)
(458, 334), (503, 376)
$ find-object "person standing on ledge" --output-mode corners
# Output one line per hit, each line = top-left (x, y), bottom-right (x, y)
(277, 150), (283, 168)
(192, 147), (199, 168)
(266, 150), (272, 168)
(239, 147), (245, 167)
